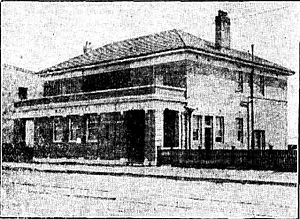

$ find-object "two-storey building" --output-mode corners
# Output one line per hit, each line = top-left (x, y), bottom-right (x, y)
(2, 64), (43, 144)
(14, 11), (294, 165)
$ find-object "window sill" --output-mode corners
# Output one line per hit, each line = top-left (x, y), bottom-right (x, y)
(86, 140), (98, 143)
(159, 147), (181, 150)
(68, 140), (78, 143)
(53, 140), (63, 143)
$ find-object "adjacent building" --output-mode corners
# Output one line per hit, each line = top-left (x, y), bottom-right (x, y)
(2, 64), (43, 144)
(13, 11), (294, 165)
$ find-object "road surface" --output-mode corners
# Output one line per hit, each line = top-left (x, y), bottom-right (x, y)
(1, 169), (297, 217)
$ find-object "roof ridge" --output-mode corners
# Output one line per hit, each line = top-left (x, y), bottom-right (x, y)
(173, 29), (187, 48)
(95, 29), (179, 52)
(2, 63), (35, 74)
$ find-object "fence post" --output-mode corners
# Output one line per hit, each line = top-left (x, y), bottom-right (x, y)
(231, 146), (235, 165)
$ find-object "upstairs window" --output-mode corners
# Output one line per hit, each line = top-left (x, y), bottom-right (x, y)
(259, 75), (265, 95)
(53, 118), (63, 142)
(236, 118), (243, 143)
(215, 116), (224, 143)
(18, 87), (28, 100)
(86, 115), (99, 142)
(236, 72), (243, 92)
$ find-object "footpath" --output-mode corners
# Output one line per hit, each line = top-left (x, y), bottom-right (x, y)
(2, 158), (297, 187)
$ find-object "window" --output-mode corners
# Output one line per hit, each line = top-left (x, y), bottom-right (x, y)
(259, 75), (265, 95)
(69, 117), (82, 142)
(205, 116), (213, 127)
(215, 116), (224, 143)
(236, 118), (243, 143)
(193, 115), (202, 141)
(18, 87), (28, 100)
(237, 72), (243, 92)
(53, 118), (63, 142)
(86, 115), (99, 142)
(254, 130), (265, 150)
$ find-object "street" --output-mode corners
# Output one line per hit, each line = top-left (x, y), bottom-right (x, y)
(1, 169), (297, 217)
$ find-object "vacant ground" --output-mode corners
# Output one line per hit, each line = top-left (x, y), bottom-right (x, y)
(1, 168), (297, 217)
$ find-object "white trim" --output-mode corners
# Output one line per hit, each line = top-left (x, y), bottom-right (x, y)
(22, 84), (185, 102)
(86, 139), (98, 143)
(159, 147), (181, 150)
(15, 99), (186, 119)
(155, 85), (185, 92)
(17, 93), (187, 112)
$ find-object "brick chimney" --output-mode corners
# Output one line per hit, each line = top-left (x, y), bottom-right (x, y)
(215, 10), (231, 49)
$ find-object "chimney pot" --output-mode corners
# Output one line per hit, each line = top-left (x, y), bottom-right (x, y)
(83, 41), (93, 54)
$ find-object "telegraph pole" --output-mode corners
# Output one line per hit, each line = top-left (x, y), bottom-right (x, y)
(250, 44), (255, 150)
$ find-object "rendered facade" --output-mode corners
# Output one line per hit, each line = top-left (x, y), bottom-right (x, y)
(13, 11), (294, 165)
(2, 64), (43, 144)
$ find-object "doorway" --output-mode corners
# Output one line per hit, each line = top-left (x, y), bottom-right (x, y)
(124, 110), (145, 162)
(204, 116), (213, 150)
(164, 109), (179, 148)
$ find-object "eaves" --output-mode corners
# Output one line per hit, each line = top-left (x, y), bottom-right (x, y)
(38, 47), (295, 77)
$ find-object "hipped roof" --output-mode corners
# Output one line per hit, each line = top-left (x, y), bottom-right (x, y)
(37, 29), (294, 76)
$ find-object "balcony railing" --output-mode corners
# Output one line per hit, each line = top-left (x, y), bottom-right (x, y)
(14, 85), (186, 108)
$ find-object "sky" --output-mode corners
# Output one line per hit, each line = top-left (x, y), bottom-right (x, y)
(1, 2), (299, 142)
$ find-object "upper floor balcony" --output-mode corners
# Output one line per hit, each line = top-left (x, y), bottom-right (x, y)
(15, 61), (187, 109)
(14, 85), (186, 108)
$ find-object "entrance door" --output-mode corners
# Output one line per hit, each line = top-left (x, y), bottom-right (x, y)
(125, 110), (145, 163)
(254, 130), (265, 150)
(204, 116), (213, 150)
(164, 109), (179, 148)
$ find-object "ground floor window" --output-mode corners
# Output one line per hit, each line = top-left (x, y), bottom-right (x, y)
(53, 118), (63, 142)
(215, 116), (224, 143)
(192, 115), (202, 142)
(86, 114), (99, 142)
(69, 117), (82, 142)
(236, 118), (243, 143)
(254, 130), (265, 150)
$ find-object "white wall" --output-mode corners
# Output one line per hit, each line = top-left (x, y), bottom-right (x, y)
(186, 53), (288, 150)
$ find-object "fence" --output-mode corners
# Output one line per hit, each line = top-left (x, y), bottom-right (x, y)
(2, 142), (34, 162)
(157, 149), (297, 172)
